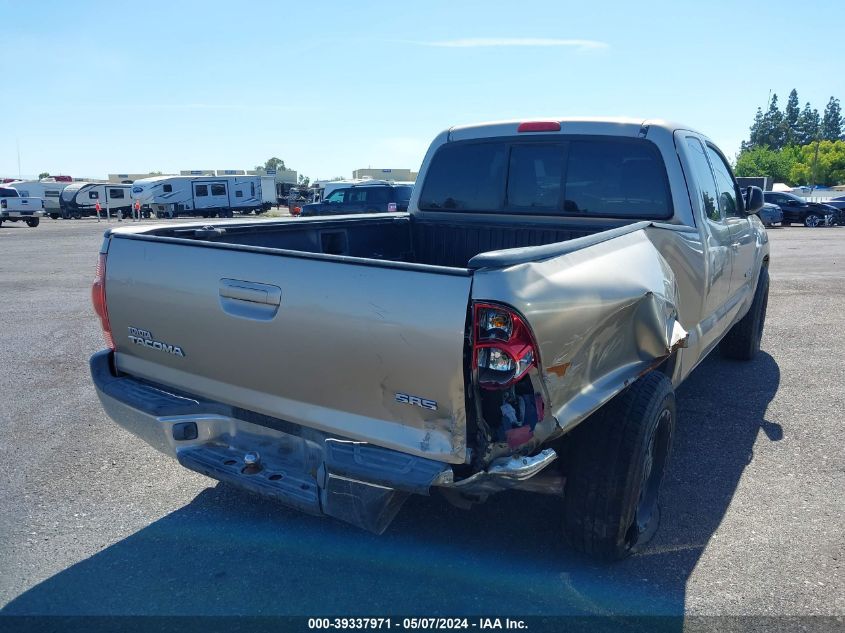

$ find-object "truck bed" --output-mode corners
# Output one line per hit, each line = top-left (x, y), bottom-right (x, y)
(122, 214), (627, 269)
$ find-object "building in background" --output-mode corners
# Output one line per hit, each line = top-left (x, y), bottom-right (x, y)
(352, 168), (417, 182)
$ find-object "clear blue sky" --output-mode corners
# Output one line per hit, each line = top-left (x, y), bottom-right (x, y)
(2, 0), (843, 181)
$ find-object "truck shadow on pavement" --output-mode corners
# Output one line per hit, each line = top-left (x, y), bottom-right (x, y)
(2, 353), (781, 618)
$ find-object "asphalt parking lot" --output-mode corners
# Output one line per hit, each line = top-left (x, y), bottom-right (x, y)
(0, 219), (842, 619)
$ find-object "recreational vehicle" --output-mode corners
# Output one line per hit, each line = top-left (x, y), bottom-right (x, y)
(60, 182), (133, 219)
(7, 178), (71, 219)
(130, 175), (272, 218)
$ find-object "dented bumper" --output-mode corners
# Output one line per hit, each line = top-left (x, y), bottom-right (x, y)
(91, 350), (557, 532)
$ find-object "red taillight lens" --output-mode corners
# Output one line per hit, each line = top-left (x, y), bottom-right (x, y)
(92, 253), (114, 350)
(292, 206), (301, 216)
(473, 303), (538, 389)
(517, 120), (561, 133)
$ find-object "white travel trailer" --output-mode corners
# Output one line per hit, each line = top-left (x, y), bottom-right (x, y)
(130, 175), (272, 218)
(60, 182), (133, 219)
(7, 178), (70, 219)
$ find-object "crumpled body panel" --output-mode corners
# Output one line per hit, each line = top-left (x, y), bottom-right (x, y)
(472, 225), (703, 440)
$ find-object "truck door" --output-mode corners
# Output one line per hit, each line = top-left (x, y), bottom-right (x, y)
(679, 135), (733, 319)
(705, 145), (758, 304)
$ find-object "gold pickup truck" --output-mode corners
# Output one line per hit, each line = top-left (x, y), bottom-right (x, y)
(90, 118), (769, 560)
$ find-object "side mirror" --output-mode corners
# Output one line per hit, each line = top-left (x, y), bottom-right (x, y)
(744, 186), (764, 214)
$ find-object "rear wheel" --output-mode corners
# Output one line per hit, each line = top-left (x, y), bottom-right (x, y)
(563, 371), (676, 560)
(720, 266), (769, 360)
(26, 218), (39, 227)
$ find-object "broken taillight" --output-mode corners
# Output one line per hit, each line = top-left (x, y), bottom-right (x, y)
(91, 252), (114, 350)
(473, 303), (538, 389)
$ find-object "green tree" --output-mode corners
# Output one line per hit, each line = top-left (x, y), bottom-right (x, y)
(735, 145), (797, 183)
(784, 89), (800, 145)
(38, 172), (50, 179)
(821, 97), (843, 141)
(298, 174), (310, 187)
(789, 140), (845, 186)
(258, 157), (286, 172)
(795, 102), (821, 145)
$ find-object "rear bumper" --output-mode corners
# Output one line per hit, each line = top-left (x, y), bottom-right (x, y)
(1, 210), (44, 218)
(91, 350), (559, 530)
(90, 350), (452, 532)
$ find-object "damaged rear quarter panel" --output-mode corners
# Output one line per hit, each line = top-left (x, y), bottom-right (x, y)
(471, 226), (702, 437)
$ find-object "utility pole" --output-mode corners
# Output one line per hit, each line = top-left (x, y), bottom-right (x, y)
(810, 136), (821, 191)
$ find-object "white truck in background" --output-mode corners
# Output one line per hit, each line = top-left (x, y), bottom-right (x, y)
(7, 178), (71, 220)
(0, 186), (44, 227)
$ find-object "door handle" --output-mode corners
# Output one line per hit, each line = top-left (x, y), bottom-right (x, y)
(219, 279), (282, 306)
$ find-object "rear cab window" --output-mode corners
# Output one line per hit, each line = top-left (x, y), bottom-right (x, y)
(395, 185), (414, 202)
(419, 136), (672, 219)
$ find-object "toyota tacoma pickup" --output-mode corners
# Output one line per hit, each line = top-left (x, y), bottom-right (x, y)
(89, 118), (769, 560)
(0, 186), (44, 227)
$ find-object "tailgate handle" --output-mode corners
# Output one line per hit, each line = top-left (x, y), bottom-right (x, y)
(219, 279), (282, 306)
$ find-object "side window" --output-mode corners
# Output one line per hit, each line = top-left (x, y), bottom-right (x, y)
(684, 137), (721, 222)
(706, 146), (740, 218)
(18, 190), (29, 197)
(506, 143), (563, 210)
(211, 184), (226, 196)
(325, 190), (346, 203)
(108, 188), (125, 199)
(367, 187), (391, 203)
(163, 184), (173, 193)
(349, 188), (368, 203)
(195, 185), (208, 197)
(88, 190), (99, 200)
(250, 183), (255, 197)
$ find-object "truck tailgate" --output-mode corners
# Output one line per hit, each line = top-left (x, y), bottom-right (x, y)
(104, 237), (472, 464)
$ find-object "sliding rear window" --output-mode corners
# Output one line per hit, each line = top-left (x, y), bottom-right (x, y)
(418, 136), (672, 219)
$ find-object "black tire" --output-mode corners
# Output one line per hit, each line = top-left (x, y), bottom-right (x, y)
(26, 218), (39, 227)
(720, 265), (769, 361)
(803, 213), (822, 228)
(563, 371), (676, 561)
(71, 211), (82, 220)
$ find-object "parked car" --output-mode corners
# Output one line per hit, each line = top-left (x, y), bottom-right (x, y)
(89, 118), (769, 561)
(758, 202), (783, 227)
(299, 182), (413, 217)
(762, 191), (828, 227)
